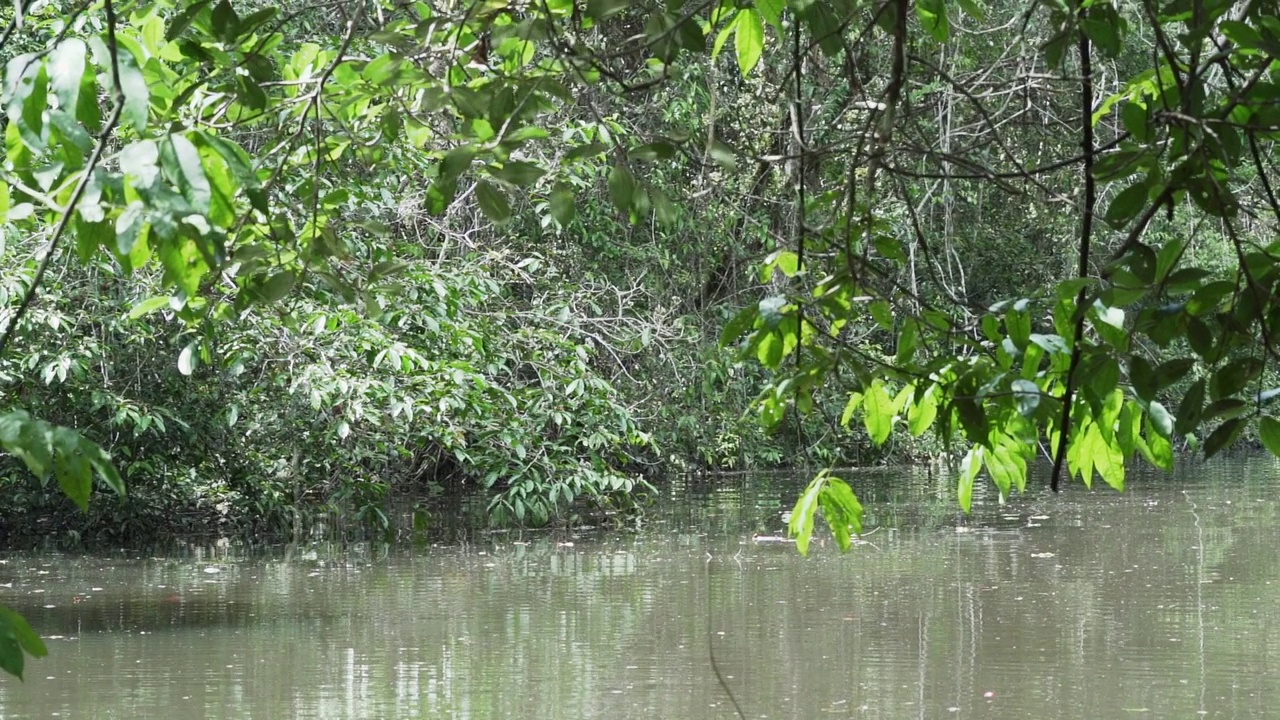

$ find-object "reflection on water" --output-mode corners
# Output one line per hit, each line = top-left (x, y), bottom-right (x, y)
(1, 458), (1279, 718)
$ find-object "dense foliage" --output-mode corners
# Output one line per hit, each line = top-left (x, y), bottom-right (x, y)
(3, 0), (1280, 678)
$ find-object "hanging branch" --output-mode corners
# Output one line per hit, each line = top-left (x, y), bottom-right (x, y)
(1049, 12), (1095, 492)
(0, 0), (125, 360)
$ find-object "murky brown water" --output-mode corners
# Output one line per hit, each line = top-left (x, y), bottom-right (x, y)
(1, 458), (1278, 718)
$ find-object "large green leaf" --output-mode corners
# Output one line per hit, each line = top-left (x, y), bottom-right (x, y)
(862, 380), (893, 445)
(47, 39), (87, 119)
(734, 9), (764, 76)
(1259, 417), (1280, 458)
(915, 0), (949, 42)
(475, 180), (513, 223)
(788, 475), (822, 556)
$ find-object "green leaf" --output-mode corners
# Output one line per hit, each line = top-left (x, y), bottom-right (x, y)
(586, 0), (630, 21)
(211, 0), (240, 43)
(475, 180), (513, 223)
(127, 296), (171, 319)
(1080, 17), (1121, 57)
(1005, 309), (1031, 350)
(1259, 417), (1280, 458)
(548, 187), (575, 226)
(788, 472), (863, 555)
(47, 39), (87, 120)
(908, 387), (937, 436)
(257, 271), (295, 302)
(862, 380), (893, 445)
(1011, 379), (1040, 417)
(915, 0), (949, 42)
(707, 138), (738, 171)
(1153, 357), (1195, 390)
(5, 53), (47, 151)
(986, 443), (1024, 499)
(0, 608), (46, 664)
(1088, 355), (1121, 399)
(166, 134), (212, 212)
(756, 0), (784, 33)
(441, 147), (475, 179)
(1090, 422), (1125, 491)
(1129, 355), (1155, 401)
(896, 318), (919, 363)
(607, 163), (635, 212)
(957, 0), (984, 19)
(1203, 417), (1244, 458)
(839, 391), (864, 427)
(166, 0), (213, 41)
(1121, 102), (1151, 143)
(957, 446), (982, 513)
(1210, 357), (1262, 400)
(1146, 400), (1174, 438)
(178, 342), (197, 376)
(816, 476), (863, 553)
(234, 7), (279, 39)
(0, 629), (23, 680)
(1104, 181), (1150, 229)
(1146, 427), (1172, 468)
(1175, 378), (1205, 435)
(788, 475), (822, 556)
(489, 161), (545, 186)
(115, 45), (150, 133)
(628, 141), (677, 162)
(734, 9), (764, 76)
(720, 305), (758, 346)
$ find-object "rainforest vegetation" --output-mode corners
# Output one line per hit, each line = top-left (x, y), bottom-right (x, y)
(0, 0), (1279, 677)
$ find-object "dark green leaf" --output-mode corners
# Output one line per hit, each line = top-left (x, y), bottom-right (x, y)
(211, 0), (240, 43)
(0, 632), (23, 681)
(1175, 379), (1206, 435)
(490, 161), (545, 187)
(1203, 398), (1248, 421)
(1104, 181), (1150, 229)
(166, 0), (213, 41)
(258, 271), (296, 302)
(475, 180), (513, 223)
(549, 187), (575, 226)
(1129, 355), (1155, 401)
(1209, 357), (1262, 400)
(1259, 416), (1280, 458)
(608, 163), (635, 212)
(1203, 417), (1244, 458)
(1153, 357), (1194, 389)
(441, 147), (476, 179)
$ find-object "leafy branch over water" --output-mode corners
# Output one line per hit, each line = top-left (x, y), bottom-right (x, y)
(2, 0), (1280, 680)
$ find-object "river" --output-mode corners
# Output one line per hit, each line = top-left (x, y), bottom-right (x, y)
(0, 457), (1277, 718)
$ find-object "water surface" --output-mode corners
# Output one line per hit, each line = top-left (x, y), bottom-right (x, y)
(1, 459), (1278, 718)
